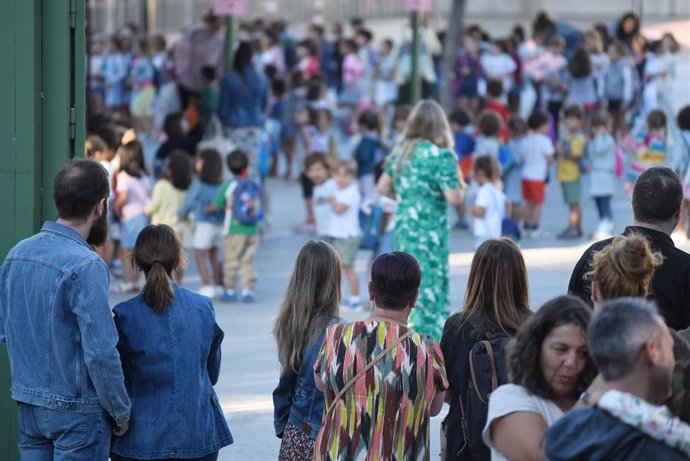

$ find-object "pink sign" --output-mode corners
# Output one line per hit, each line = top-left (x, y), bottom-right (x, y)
(213, 0), (248, 16)
(404, 0), (432, 12)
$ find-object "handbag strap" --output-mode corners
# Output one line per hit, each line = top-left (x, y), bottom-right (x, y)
(468, 339), (499, 405)
(325, 329), (414, 416)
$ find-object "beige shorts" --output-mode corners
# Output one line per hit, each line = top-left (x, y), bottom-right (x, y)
(171, 221), (192, 248)
(192, 222), (224, 250)
(332, 236), (362, 267)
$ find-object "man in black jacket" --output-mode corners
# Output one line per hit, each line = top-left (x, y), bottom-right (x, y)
(545, 298), (688, 461)
(568, 167), (690, 330)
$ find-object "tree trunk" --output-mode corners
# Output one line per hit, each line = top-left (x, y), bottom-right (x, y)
(440, 0), (467, 112)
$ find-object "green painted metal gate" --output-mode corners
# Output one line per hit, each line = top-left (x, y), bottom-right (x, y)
(0, 0), (85, 457)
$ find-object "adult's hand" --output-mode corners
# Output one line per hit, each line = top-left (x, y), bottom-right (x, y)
(112, 420), (130, 437)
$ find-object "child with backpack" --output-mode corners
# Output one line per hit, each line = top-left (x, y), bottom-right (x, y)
(556, 105), (587, 239)
(212, 149), (263, 303)
(471, 156), (509, 248)
(449, 108), (476, 231)
(353, 110), (384, 202)
(587, 112), (617, 239)
(626, 109), (668, 192)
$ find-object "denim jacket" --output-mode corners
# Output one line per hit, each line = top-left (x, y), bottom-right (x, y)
(0, 222), (130, 426)
(111, 285), (232, 458)
(218, 68), (268, 128)
(179, 179), (224, 225)
(273, 317), (340, 439)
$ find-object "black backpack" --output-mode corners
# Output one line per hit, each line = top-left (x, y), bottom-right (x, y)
(458, 334), (511, 461)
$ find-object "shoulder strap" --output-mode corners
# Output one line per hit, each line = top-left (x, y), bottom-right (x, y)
(468, 339), (499, 405)
(325, 329), (414, 416)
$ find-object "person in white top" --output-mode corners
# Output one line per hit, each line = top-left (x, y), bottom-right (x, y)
(483, 295), (595, 461)
(480, 40), (517, 98)
(521, 111), (555, 237)
(471, 156), (508, 248)
(305, 153), (338, 239)
(328, 160), (363, 312)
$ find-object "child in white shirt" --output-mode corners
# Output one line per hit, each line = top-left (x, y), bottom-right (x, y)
(305, 153), (338, 239)
(471, 155), (508, 248)
(521, 111), (555, 237)
(328, 160), (363, 312)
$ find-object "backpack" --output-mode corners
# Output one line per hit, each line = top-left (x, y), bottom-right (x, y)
(459, 333), (511, 461)
(359, 204), (384, 250)
(232, 179), (264, 225)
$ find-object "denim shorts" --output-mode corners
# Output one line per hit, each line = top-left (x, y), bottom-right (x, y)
(120, 213), (150, 249)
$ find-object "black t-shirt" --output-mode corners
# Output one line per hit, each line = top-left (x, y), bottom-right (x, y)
(568, 226), (690, 330)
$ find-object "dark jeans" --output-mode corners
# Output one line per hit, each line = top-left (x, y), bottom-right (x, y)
(111, 453), (218, 461)
(594, 196), (613, 220)
(547, 100), (563, 139)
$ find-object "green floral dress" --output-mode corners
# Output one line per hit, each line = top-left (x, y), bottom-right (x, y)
(385, 139), (460, 340)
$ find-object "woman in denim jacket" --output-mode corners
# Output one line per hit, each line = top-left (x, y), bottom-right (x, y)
(111, 225), (232, 461)
(273, 240), (342, 459)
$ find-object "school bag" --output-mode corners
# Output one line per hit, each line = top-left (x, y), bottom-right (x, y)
(359, 203), (384, 250)
(459, 328), (511, 461)
(232, 179), (264, 225)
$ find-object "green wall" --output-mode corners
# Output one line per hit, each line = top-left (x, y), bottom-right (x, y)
(0, 0), (85, 457)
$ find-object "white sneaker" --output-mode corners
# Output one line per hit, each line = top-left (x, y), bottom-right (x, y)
(213, 285), (225, 298)
(341, 298), (364, 313)
(197, 285), (217, 299)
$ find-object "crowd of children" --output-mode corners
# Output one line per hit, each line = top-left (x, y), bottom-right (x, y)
(85, 9), (690, 307)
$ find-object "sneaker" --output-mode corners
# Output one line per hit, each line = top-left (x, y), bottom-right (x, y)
(219, 290), (238, 303)
(295, 222), (316, 234)
(241, 291), (256, 303)
(557, 227), (583, 239)
(529, 227), (544, 238)
(197, 285), (217, 299)
(110, 281), (138, 295)
(341, 298), (364, 313)
(454, 220), (469, 231)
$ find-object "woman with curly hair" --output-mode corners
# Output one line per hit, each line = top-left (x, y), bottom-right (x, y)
(483, 296), (596, 461)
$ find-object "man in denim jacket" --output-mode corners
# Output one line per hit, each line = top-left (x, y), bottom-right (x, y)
(0, 159), (131, 458)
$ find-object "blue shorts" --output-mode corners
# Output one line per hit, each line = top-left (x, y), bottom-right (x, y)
(120, 213), (150, 249)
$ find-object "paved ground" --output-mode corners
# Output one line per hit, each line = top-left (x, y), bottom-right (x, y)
(111, 167), (690, 459)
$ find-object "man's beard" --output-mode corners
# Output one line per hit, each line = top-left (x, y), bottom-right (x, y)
(87, 206), (109, 247)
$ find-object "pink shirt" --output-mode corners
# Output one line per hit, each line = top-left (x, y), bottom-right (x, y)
(343, 53), (364, 86)
(525, 51), (567, 82)
(116, 171), (152, 222)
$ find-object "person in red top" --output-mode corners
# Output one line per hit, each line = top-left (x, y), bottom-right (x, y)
(484, 80), (511, 141)
(298, 40), (321, 79)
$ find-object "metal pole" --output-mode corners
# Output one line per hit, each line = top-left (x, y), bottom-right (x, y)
(225, 15), (235, 74)
(410, 10), (421, 104)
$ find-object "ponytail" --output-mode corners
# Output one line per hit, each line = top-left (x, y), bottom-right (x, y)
(142, 260), (174, 313)
(131, 224), (187, 314)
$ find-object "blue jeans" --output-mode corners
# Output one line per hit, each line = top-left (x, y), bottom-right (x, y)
(594, 196), (613, 221)
(17, 402), (110, 461)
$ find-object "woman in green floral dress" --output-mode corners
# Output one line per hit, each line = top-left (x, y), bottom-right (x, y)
(378, 100), (463, 340)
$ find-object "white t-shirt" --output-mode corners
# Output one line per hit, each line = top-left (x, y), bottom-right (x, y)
(482, 384), (565, 461)
(329, 182), (362, 239)
(313, 178), (338, 237)
(521, 133), (555, 181)
(480, 53), (517, 93)
(474, 182), (506, 246)
(473, 136), (501, 160)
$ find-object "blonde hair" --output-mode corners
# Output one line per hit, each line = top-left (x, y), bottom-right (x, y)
(588, 233), (663, 301)
(132, 225), (187, 313)
(273, 240), (342, 373)
(391, 99), (454, 173)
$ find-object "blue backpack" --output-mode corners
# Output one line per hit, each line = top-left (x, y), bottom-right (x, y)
(359, 205), (384, 250)
(232, 179), (264, 225)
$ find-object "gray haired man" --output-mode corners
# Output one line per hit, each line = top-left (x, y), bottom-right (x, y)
(545, 298), (690, 460)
